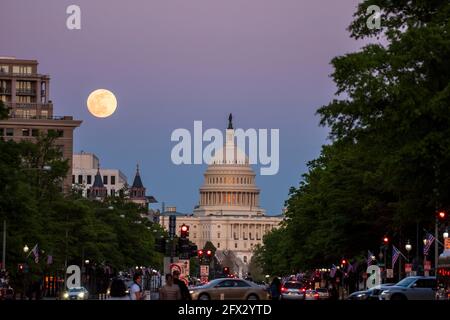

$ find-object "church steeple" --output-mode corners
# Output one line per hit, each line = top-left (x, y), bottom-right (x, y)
(89, 164), (107, 200)
(131, 164), (144, 189)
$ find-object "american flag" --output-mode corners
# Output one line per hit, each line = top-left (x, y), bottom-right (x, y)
(423, 233), (435, 256)
(30, 244), (39, 263)
(392, 245), (401, 267)
(367, 250), (375, 266)
(329, 264), (337, 278)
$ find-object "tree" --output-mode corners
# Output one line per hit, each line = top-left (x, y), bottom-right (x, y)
(257, 1), (450, 273)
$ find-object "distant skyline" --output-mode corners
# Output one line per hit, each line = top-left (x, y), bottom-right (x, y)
(0, 0), (367, 214)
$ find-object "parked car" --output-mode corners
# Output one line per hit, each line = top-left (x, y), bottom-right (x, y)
(304, 289), (320, 300)
(379, 276), (437, 300)
(315, 288), (330, 300)
(61, 287), (89, 300)
(347, 284), (395, 300)
(280, 281), (306, 300)
(189, 278), (269, 300)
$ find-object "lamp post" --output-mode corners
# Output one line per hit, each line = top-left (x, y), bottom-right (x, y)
(444, 228), (449, 240)
(23, 245), (29, 254)
(405, 241), (412, 262)
(2, 220), (6, 271)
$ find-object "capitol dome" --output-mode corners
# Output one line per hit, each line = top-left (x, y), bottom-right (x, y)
(194, 115), (265, 217)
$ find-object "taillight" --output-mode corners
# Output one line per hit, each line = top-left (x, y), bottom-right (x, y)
(314, 293), (319, 299)
(301, 288), (306, 292)
(281, 287), (288, 293)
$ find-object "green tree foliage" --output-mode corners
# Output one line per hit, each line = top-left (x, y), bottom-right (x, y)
(0, 130), (163, 280)
(258, 1), (450, 273)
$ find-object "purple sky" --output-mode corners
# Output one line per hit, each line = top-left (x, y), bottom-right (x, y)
(1, 0), (366, 214)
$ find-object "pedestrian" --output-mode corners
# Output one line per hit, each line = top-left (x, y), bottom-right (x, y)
(269, 277), (281, 300)
(172, 270), (191, 300)
(109, 278), (129, 300)
(129, 274), (143, 300)
(159, 274), (181, 300)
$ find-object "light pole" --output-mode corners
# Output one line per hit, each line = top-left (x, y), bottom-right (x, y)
(1, 220), (5, 271)
(405, 241), (412, 262)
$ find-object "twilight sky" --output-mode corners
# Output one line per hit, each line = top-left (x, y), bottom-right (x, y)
(0, 0), (366, 214)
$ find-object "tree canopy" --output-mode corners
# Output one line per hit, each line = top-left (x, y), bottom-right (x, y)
(256, 0), (450, 274)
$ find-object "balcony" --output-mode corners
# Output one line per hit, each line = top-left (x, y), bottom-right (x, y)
(16, 89), (36, 96)
(0, 87), (11, 94)
(5, 113), (73, 121)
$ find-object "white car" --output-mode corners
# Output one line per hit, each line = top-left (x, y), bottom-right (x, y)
(62, 287), (89, 300)
(379, 277), (437, 300)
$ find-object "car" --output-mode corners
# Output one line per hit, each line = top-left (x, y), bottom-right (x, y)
(189, 278), (269, 300)
(61, 287), (89, 300)
(347, 284), (395, 300)
(304, 289), (320, 300)
(315, 288), (330, 300)
(280, 281), (306, 300)
(379, 276), (437, 300)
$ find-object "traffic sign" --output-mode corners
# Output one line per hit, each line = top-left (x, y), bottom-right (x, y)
(386, 269), (394, 279)
(405, 264), (412, 273)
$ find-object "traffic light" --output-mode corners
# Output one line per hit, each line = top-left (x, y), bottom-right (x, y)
(223, 267), (230, 275)
(341, 259), (347, 266)
(155, 237), (166, 253)
(198, 249), (204, 258)
(18, 263), (24, 272)
(180, 224), (189, 238)
(383, 236), (389, 245)
(206, 250), (212, 258)
(437, 211), (447, 220)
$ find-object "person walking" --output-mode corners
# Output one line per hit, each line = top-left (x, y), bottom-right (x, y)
(172, 270), (191, 300)
(159, 274), (181, 300)
(129, 274), (143, 300)
(269, 277), (281, 300)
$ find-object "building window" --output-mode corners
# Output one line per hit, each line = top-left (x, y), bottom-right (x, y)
(72, 175), (75, 184)
(31, 129), (39, 137)
(235, 243), (238, 248)
(249, 232), (252, 240)
(111, 176), (116, 185)
(57, 130), (64, 137)
(217, 233), (220, 239)
(78, 175), (83, 184)
(87, 175), (92, 184)
(0, 65), (9, 73)
(103, 176), (108, 185)
(193, 233), (196, 238)
(217, 243), (220, 248)
(243, 256), (247, 263)
(22, 128), (30, 136)
(6, 128), (13, 136)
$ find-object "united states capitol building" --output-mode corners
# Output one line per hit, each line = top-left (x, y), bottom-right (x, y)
(159, 116), (284, 277)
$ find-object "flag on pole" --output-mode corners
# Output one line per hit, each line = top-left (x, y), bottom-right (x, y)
(392, 245), (401, 267)
(30, 244), (39, 263)
(330, 264), (337, 278)
(423, 233), (435, 256)
(367, 250), (375, 266)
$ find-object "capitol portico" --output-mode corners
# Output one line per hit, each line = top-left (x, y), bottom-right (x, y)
(160, 115), (283, 276)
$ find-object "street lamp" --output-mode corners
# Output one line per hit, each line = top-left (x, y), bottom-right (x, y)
(23, 245), (29, 254)
(423, 238), (428, 246)
(85, 259), (90, 265)
(405, 241), (412, 253)
(444, 228), (449, 239)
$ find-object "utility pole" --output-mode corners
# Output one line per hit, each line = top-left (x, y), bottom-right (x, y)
(435, 216), (439, 276)
(2, 220), (6, 271)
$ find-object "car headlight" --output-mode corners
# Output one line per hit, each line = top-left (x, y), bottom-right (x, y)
(63, 292), (69, 299)
(356, 293), (368, 300)
(78, 292), (85, 298)
(189, 290), (195, 294)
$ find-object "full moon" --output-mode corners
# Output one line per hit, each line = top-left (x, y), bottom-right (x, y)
(86, 89), (117, 118)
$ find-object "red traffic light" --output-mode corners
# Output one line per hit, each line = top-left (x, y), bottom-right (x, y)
(383, 236), (389, 244)
(438, 211), (447, 220)
(223, 267), (230, 274)
(206, 250), (212, 257)
(181, 225), (188, 232)
(341, 259), (347, 265)
(180, 224), (189, 238)
(198, 250), (204, 257)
